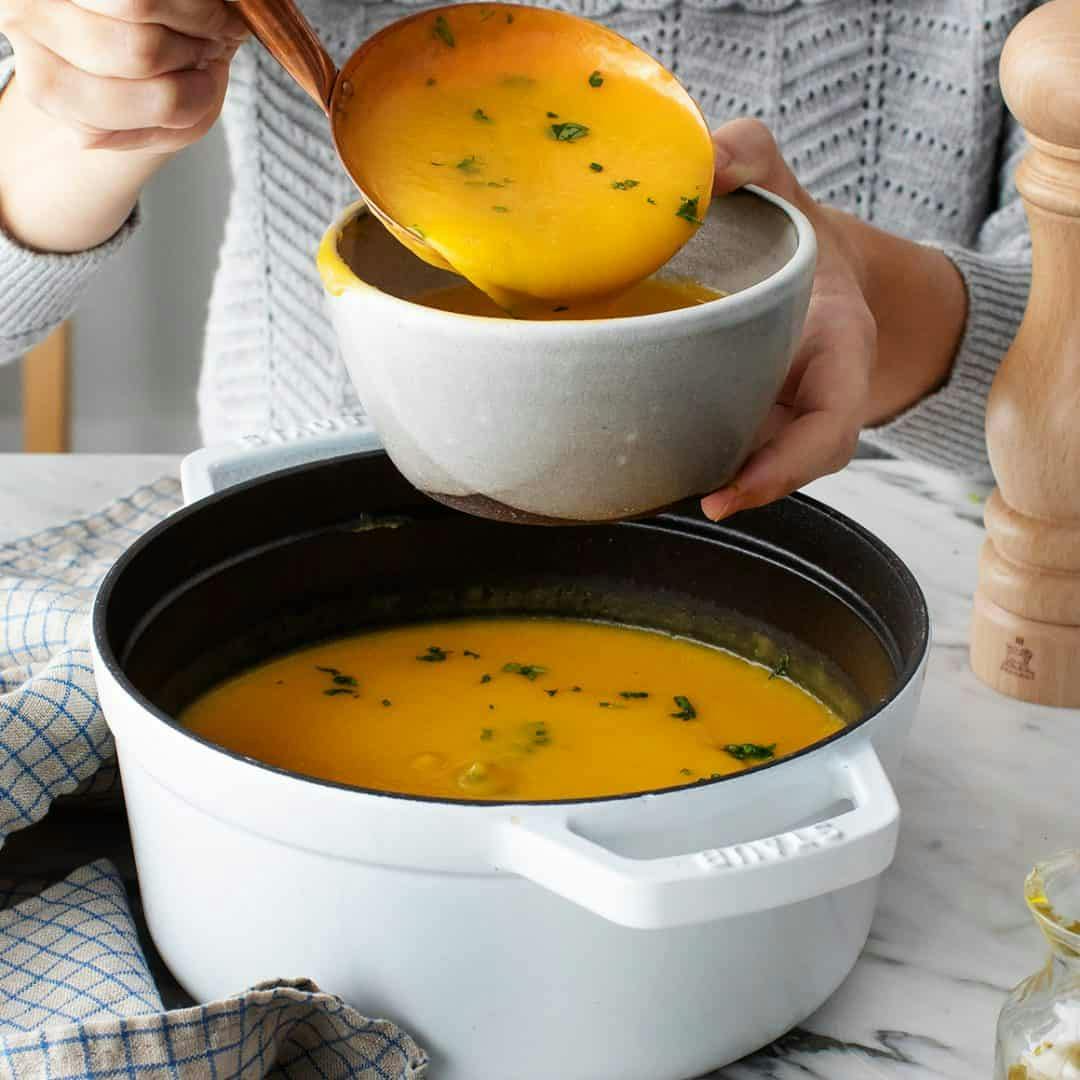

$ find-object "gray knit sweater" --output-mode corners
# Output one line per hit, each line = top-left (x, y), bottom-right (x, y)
(0, 1), (1035, 475)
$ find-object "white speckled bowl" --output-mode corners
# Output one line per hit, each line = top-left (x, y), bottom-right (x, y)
(317, 186), (816, 523)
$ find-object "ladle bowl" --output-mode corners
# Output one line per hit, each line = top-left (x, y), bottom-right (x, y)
(234, 0), (715, 308)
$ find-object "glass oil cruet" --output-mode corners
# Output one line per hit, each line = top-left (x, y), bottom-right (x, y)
(996, 851), (1080, 1079)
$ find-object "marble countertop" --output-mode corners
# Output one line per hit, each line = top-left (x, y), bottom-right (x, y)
(1, 453), (1073, 1079)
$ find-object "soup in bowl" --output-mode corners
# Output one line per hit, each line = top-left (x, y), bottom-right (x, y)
(316, 186), (816, 523)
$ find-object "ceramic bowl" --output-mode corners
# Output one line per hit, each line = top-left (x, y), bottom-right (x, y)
(317, 186), (816, 523)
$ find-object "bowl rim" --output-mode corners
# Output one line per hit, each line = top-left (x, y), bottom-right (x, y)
(92, 450), (929, 811)
(317, 184), (817, 337)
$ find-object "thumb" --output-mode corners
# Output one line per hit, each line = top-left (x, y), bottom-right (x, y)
(711, 118), (811, 212)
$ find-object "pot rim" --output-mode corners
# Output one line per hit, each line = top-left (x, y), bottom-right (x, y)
(92, 451), (930, 810)
(316, 184), (817, 337)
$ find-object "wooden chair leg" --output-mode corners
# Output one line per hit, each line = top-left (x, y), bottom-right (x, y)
(22, 322), (71, 453)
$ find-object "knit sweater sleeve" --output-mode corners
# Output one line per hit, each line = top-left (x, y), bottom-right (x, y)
(860, 113), (1032, 481)
(0, 37), (140, 365)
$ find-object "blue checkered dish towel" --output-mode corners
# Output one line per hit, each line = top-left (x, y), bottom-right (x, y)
(0, 479), (428, 1078)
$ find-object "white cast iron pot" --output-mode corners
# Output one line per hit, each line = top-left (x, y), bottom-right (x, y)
(93, 432), (928, 1080)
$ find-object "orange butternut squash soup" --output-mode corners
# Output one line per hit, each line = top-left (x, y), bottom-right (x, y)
(181, 618), (843, 801)
(336, 4), (715, 313)
(412, 277), (723, 319)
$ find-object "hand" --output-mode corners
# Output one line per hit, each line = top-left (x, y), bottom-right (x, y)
(0, 0), (248, 152)
(700, 119), (876, 522)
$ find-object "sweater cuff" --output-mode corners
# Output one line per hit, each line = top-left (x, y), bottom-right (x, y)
(861, 248), (1031, 482)
(0, 57), (141, 361)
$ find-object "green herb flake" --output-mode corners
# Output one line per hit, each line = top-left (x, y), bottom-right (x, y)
(473, 107), (493, 123)
(506, 12), (513, 22)
(417, 645), (450, 663)
(553, 305), (569, 312)
(571, 685), (582, 693)
(323, 687), (357, 697)
(679, 768), (694, 777)
(491, 205), (509, 213)
(488, 703), (495, 710)
(588, 70), (604, 87)
(670, 695), (697, 721)
(433, 15), (455, 46)
(426, 77), (437, 86)
(589, 162), (603, 172)
(315, 666), (340, 676)
(480, 727), (495, 740)
(546, 111), (559, 118)
(550, 122), (589, 142)
(331, 674), (358, 687)
(487, 180), (506, 188)
(619, 691), (649, 699)
(430, 160), (446, 167)
(769, 652), (790, 681)
(544, 688), (558, 697)
(723, 743), (777, 762)
(480, 673), (493, 684)
(676, 195), (704, 225)
(381, 698), (392, 707)
(599, 701), (624, 709)
(503, 662), (548, 680)
(456, 155), (482, 173)
(646, 196), (657, 205)
(611, 178), (639, 190)
(463, 649), (480, 659)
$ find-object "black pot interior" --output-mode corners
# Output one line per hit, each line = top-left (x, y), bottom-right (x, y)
(96, 451), (927, 795)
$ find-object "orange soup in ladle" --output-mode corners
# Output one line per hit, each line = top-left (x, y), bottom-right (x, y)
(234, 0), (716, 315)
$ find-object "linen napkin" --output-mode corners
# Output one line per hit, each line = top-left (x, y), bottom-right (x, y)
(0, 478), (428, 1078)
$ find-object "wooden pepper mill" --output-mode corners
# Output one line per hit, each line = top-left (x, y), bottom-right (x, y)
(970, 0), (1080, 706)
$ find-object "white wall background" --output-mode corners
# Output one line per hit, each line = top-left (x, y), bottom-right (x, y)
(0, 123), (229, 452)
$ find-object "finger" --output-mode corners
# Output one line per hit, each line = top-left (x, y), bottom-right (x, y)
(700, 409), (860, 521)
(15, 34), (222, 130)
(24, 1), (226, 78)
(710, 117), (811, 212)
(71, 0), (248, 42)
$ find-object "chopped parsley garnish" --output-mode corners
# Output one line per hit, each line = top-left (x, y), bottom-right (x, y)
(553, 305), (569, 312)
(589, 162), (603, 172)
(416, 645), (450, 662)
(433, 15), (455, 46)
(611, 179), (639, 190)
(723, 743), (777, 762)
(323, 687), (356, 697)
(676, 196), (704, 225)
(546, 111), (559, 118)
(315, 665), (359, 695)
(315, 665), (340, 676)
(769, 652), (790, 680)
(679, 768), (694, 777)
(619, 691), (649, 699)
(464, 649), (480, 659)
(503, 662), (547, 680)
(426, 77), (437, 86)
(545, 689), (558, 697)
(381, 698), (392, 707)
(480, 673), (492, 684)
(480, 727), (495, 740)
(456, 155), (482, 173)
(492, 205), (509, 212)
(571, 685), (582, 693)
(671, 695), (697, 721)
(588, 70), (604, 87)
(487, 180), (506, 187)
(430, 160), (446, 167)
(550, 122), (589, 142)
(473, 108), (493, 123)
(646, 196), (657, 205)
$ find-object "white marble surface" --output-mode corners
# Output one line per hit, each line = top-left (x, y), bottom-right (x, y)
(1, 453), (1074, 1079)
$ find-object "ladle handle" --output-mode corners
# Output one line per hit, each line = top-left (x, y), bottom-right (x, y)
(234, 0), (337, 114)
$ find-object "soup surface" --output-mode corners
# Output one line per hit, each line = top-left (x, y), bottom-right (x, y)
(337, 3), (715, 313)
(182, 618), (843, 801)
(412, 277), (723, 319)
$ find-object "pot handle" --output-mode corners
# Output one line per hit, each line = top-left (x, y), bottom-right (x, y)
(495, 740), (899, 929)
(180, 415), (383, 504)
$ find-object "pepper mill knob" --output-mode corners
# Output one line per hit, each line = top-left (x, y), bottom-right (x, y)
(970, 0), (1080, 704)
